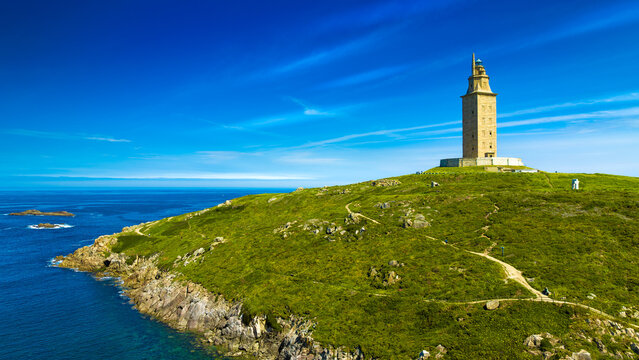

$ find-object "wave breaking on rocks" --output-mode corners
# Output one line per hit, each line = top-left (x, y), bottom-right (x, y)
(55, 231), (367, 360)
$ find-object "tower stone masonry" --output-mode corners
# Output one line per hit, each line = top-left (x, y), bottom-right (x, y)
(439, 54), (524, 168)
(462, 53), (497, 158)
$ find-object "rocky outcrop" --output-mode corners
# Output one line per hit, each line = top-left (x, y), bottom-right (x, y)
(29, 223), (73, 229)
(11, 209), (75, 216)
(55, 234), (117, 271)
(402, 213), (430, 229)
(370, 179), (401, 187)
(568, 350), (591, 360)
(56, 233), (371, 360)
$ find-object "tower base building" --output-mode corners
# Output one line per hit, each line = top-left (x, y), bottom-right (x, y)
(439, 157), (523, 167)
(440, 54), (525, 168)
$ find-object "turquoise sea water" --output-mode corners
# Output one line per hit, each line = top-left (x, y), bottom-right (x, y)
(0, 189), (285, 360)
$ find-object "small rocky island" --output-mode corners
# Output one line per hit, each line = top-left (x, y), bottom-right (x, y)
(10, 209), (75, 217)
(35, 223), (57, 228)
(29, 223), (72, 229)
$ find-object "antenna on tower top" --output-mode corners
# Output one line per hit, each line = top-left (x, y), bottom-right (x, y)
(472, 53), (476, 76)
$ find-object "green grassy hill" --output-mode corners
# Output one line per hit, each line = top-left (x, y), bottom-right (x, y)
(109, 167), (639, 359)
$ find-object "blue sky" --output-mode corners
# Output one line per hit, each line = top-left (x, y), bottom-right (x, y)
(2, 0), (639, 188)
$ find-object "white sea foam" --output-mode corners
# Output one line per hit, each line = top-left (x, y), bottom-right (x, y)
(27, 223), (74, 229)
(117, 289), (131, 300)
(47, 258), (63, 267)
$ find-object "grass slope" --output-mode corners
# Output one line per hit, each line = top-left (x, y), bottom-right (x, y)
(112, 167), (639, 359)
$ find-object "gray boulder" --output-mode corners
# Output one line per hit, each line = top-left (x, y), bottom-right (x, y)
(485, 300), (500, 310)
(413, 220), (430, 228)
(403, 219), (413, 228)
(571, 350), (591, 360)
(377, 202), (391, 209)
(523, 334), (543, 348)
(434, 345), (447, 359)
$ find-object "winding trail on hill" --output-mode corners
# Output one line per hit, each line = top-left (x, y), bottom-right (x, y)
(423, 234), (639, 328)
(480, 203), (500, 254)
(345, 203), (380, 224)
(423, 234), (545, 299)
(542, 172), (554, 188)
(467, 250), (548, 300)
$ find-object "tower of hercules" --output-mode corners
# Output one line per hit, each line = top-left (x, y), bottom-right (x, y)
(439, 53), (524, 167)
(462, 53), (497, 158)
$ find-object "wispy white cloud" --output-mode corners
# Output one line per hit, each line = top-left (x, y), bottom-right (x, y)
(277, 152), (342, 165)
(286, 102), (639, 150)
(6, 129), (131, 143)
(468, 2), (639, 70)
(289, 97), (335, 116)
(499, 106), (639, 128)
(499, 92), (639, 118)
(318, 65), (408, 89)
(267, 29), (392, 75)
(410, 127), (462, 137)
(499, 130), (566, 137)
(525, 4), (639, 48)
(304, 109), (332, 116)
(197, 151), (247, 158)
(229, 98), (340, 129)
(196, 151), (262, 162)
(314, 0), (459, 34)
(298, 120), (460, 148)
(84, 136), (131, 143)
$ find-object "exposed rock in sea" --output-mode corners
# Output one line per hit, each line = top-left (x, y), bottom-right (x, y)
(10, 209), (75, 217)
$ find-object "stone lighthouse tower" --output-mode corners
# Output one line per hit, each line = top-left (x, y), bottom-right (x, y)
(439, 54), (524, 167)
(462, 54), (497, 158)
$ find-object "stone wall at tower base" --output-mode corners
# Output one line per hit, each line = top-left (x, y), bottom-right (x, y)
(439, 157), (524, 167)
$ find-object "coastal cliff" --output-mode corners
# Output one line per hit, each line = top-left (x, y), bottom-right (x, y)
(56, 231), (366, 359)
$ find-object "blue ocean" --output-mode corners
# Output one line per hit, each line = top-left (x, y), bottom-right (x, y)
(0, 189), (285, 360)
